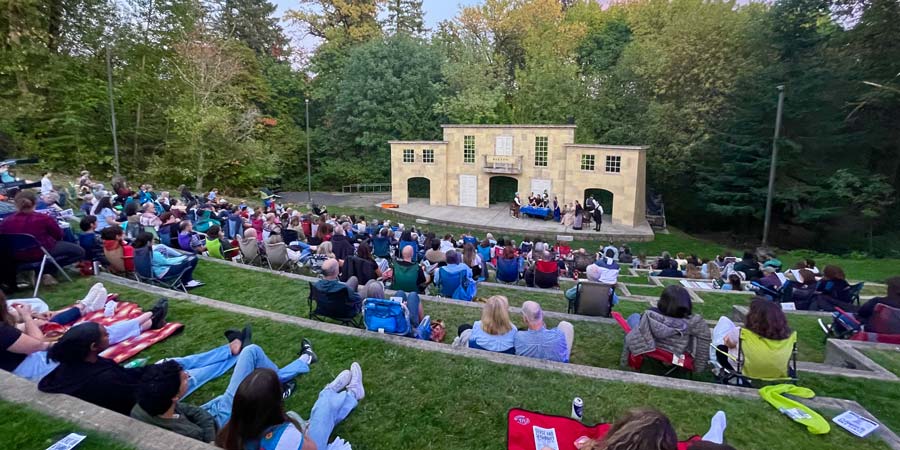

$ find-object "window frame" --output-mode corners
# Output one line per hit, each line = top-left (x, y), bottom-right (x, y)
(534, 136), (548, 167)
(463, 135), (476, 164)
(403, 148), (415, 164)
(422, 148), (435, 164)
(605, 155), (622, 173)
(580, 154), (596, 171)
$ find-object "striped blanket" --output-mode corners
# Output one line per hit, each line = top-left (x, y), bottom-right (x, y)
(42, 296), (183, 364)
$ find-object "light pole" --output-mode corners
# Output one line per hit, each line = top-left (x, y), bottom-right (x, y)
(305, 99), (312, 204)
(106, 45), (121, 176)
(762, 85), (785, 247)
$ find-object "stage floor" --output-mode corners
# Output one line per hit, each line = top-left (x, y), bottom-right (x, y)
(389, 200), (655, 242)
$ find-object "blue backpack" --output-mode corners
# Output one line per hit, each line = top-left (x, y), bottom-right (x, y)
(364, 298), (410, 336)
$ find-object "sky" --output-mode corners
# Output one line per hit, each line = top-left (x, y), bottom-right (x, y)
(272, 0), (484, 53)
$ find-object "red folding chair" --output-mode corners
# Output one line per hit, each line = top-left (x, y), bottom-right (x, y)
(612, 311), (695, 375)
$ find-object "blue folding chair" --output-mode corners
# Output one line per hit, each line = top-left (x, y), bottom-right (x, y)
(399, 240), (419, 261)
(133, 246), (190, 292)
(463, 236), (478, 246)
(496, 257), (520, 284)
(0, 233), (74, 296)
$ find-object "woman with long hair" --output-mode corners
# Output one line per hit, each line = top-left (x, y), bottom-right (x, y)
(216, 364), (365, 450)
(465, 296), (517, 354)
(91, 195), (119, 231)
(714, 298), (793, 372)
(811, 265), (855, 311)
(575, 409), (678, 450)
(462, 243), (483, 279)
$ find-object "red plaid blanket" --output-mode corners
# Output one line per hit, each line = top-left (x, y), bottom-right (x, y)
(41, 296), (184, 364)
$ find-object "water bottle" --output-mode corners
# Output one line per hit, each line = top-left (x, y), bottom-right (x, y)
(123, 358), (148, 369)
(571, 397), (584, 421)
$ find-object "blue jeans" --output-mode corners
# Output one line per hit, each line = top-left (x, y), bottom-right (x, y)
(307, 388), (359, 450)
(169, 344), (239, 399)
(201, 344), (310, 428)
(627, 313), (641, 330)
(393, 291), (421, 326)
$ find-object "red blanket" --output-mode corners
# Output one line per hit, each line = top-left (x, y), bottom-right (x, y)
(42, 297), (183, 364)
(508, 408), (701, 450)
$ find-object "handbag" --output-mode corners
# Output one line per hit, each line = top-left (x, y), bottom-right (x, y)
(363, 298), (410, 336)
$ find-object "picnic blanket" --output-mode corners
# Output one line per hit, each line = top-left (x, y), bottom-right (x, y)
(508, 408), (701, 450)
(41, 295), (184, 364)
(680, 280), (716, 290)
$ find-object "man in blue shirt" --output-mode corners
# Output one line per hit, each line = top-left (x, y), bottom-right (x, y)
(314, 258), (361, 307)
(514, 301), (574, 363)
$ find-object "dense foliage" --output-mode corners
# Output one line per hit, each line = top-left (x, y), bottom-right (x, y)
(1, 0), (897, 254)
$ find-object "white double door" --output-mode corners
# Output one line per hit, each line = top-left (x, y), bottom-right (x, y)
(459, 175), (477, 207)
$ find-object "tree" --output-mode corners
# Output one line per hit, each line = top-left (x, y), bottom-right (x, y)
(220, 0), (286, 56)
(829, 169), (896, 253)
(385, 0), (426, 36)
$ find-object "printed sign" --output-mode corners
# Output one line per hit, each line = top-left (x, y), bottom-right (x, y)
(533, 426), (560, 450)
(833, 411), (879, 438)
(46, 433), (86, 450)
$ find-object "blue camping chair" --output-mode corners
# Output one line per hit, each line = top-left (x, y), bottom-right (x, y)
(399, 240), (419, 261)
(225, 216), (243, 240)
(77, 233), (103, 262)
(0, 233), (75, 296)
(463, 236), (478, 246)
(496, 257), (521, 284)
(437, 267), (475, 301)
(133, 246), (190, 292)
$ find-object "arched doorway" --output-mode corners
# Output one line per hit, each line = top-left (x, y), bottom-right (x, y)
(584, 188), (614, 216)
(408, 177), (431, 202)
(489, 176), (518, 204)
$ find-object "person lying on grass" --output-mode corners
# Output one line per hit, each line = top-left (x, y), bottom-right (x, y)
(574, 408), (732, 450)
(1, 284), (166, 383)
(216, 363), (365, 450)
(132, 334), (318, 442)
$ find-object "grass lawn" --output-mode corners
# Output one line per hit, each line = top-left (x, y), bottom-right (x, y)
(19, 277), (896, 450)
(617, 274), (655, 285)
(1, 399), (134, 450)
(862, 350), (900, 377)
(623, 285), (665, 297)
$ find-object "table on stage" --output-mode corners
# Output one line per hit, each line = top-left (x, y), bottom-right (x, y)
(520, 205), (552, 220)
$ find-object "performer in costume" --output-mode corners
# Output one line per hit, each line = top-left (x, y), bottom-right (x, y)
(592, 199), (604, 231)
(552, 196), (561, 222)
(513, 192), (522, 219)
(573, 200), (584, 230)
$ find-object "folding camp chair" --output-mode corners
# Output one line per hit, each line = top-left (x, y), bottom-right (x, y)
(496, 257), (521, 284)
(463, 236), (478, 246)
(533, 260), (560, 289)
(848, 282), (864, 306)
(569, 281), (614, 317)
(372, 236), (391, 259)
(572, 253), (593, 274)
(0, 233), (74, 296)
(132, 246), (189, 293)
(205, 238), (240, 261)
(750, 281), (781, 301)
(819, 305), (900, 344)
(436, 267), (475, 301)
(391, 261), (421, 293)
(194, 210), (220, 233)
(398, 240), (419, 261)
(612, 311), (695, 376)
(265, 242), (295, 272)
(103, 244), (134, 277)
(711, 328), (798, 387)
(307, 282), (363, 328)
(238, 237), (264, 266)
(225, 216), (243, 240)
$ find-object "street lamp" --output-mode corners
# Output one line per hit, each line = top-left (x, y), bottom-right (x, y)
(306, 98), (311, 204)
(762, 85), (785, 247)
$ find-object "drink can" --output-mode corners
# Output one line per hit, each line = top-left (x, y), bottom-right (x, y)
(92, 261), (100, 275)
(571, 397), (584, 421)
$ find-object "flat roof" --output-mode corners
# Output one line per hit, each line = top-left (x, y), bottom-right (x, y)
(388, 141), (449, 145)
(440, 124), (577, 129)
(564, 144), (647, 151)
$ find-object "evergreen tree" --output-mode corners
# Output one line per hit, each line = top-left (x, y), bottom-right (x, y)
(385, 0), (426, 36)
(220, 0), (286, 56)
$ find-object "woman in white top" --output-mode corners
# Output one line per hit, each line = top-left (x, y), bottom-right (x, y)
(466, 296), (517, 354)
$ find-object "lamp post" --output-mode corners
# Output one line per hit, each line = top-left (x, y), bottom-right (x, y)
(106, 45), (121, 176)
(762, 85), (785, 247)
(306, 98), (311, 204)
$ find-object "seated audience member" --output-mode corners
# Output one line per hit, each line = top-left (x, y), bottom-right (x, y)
(618, 245), (634, 264)
(809, 265), (855, 312)
(565, 249), (620, 304)
(434, 250), (474, 289)
(80, 193), (95, 216)
(263, 213), (281, 239)
(243, 228), (266, 255)
(713, 298), (793, 372)
(178, 220), (206, 254)
(624, 285), (710, 372)
(633, 253), (650, 270)
(315, 259), (361, 307)
(139, 202), (162, 228)
(720, 274), (743, 291)
(702, 259), (722, 280)
(394, 246), (429, 292)
(805, 259), (820, 275)
(330, 225), (355, 261)
(856, 276), (900, 330)
(462, 296), (517, 354)
(756, 265), (782, 291)
(439, 234), (455, 253)
(1, 286), (164, 383)
(78, 215), (104, 261)
(425, 240), (447, 265)
(132, 339), (318, 438)
(250, 211), (264, 237)
(342, 242), (380, 286)
(658, 260), (684, 278)
(733, 252), (762, 281)
(156, 212), (179, 245)
(133, 232), (204, 288)
(315, 240), (335, 259)
(674, 252), (689, 271)
(685, 263), (703, 279)
(653, 252), (673, 270)
(215, 363), (364, 450)
(574, 409), (678, 450)
(204, 225), (237, 260)
(0, 190), (85, 285)
(514, 301), (573, 363)
(462, 243), (483, 280)
(101, 226), (134, 273)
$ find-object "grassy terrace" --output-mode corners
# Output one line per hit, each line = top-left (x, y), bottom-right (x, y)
(862, 350), (900, 377)
(2, 399), (133, 450)
(19, 275), (896, 450)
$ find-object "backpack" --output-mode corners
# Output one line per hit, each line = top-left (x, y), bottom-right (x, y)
(364, 298), (410, 336)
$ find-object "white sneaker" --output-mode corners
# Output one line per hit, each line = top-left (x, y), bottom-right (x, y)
(347, 362), (364, 400)
(90, 286), (108, 312)
(185, 280), (204, 288)
(79, 283), (106, 312)
(326, 370), (352, 393)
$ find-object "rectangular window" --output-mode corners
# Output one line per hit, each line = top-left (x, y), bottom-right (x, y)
(495, 136), (513, 155)
(403, 148), (415, 163)
(581, 154), (595, 171)
(464, 136), (475, 164)
(422, 148), (434, 164)
(605, 155), (621, 173)
(534, 136), (548, 167)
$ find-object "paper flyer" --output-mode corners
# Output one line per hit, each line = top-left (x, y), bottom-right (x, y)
(533, 426), (560, 450)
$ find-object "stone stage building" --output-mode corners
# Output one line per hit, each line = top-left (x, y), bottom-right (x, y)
(389, 124), (647, 227)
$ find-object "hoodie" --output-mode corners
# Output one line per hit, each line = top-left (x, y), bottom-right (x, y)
(625, 309), (711, 371)
(38, 357), (145, 416)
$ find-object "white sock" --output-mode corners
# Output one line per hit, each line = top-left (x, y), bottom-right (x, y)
(702, 411), (727, 444)
(299, 354), (312, 364)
